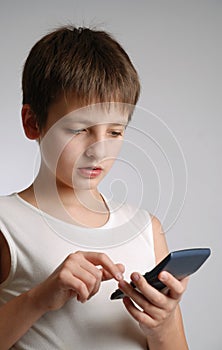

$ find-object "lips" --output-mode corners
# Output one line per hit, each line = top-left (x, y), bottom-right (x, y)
(78, 166), (103, 178)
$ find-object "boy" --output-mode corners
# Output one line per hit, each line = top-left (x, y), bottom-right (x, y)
(0, 26), (189, 349)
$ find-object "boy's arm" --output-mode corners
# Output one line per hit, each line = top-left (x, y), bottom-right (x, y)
(0, 233), (124, 349)
(0, 232), (11, 284)
(146, 215), (188, 349)
(118, 216), (189, 350)
(0, 287), (47, 350)
(0, 231), (44, 349)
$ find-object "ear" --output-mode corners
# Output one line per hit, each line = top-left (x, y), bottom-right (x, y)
(21, 104), (40, 140)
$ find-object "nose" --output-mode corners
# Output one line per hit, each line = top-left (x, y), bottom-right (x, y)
(85, 138), (107, 160)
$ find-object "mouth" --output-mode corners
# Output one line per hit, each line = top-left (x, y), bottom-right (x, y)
(77, 166), (103, 178)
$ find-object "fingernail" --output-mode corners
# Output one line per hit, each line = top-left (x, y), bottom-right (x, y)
(159, 271), (168, 281)
(131, 273), (140, 282)
(116, 273), (123, 281)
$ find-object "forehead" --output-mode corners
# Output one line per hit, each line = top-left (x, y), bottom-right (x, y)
(55, 102), (130, 129)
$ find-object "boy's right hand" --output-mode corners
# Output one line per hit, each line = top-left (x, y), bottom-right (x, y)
(28, 251), (125, 313)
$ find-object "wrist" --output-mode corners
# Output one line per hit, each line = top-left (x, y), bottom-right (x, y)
(146, 313), (188, 350)
(26, 285), (49, 316)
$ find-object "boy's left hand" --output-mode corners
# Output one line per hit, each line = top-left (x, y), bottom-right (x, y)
(118, 271), (189, 337)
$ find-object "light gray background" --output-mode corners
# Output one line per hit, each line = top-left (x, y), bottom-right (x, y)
(0, 1), (221, 349)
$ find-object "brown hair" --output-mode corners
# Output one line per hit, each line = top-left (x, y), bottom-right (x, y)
(22, 25), (140, 130)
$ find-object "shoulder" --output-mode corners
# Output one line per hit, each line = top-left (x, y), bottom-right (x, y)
(0, 195), (17, 284)
(0, 193), (16, 206)
(0, 229), (11, 284)
(149, 214), (169, 264)
(0, 195), (12, 222)
(0, 194), (20, 215)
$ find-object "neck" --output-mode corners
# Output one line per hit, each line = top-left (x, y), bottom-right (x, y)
(19, 162), (108, 224)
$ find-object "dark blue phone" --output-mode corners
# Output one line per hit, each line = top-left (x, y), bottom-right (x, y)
(110, 248), (211, 300)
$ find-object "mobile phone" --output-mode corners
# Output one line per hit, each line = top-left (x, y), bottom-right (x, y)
(110, 248), (211, 300)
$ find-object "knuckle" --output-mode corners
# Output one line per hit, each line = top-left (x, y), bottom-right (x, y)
(137, 312), (148, 325)
(90, 283), (100, 297)
(152, 293), (163, 306)
(67, 251), (86, 264)
(150, 320), (159, 330)
(148, 315), (163, 330)
(57, 269), (69, 286)
(99, 252), (108, 262)
(176, 283), (185, 295)
(65, 253), (77, 264)
(73, 251), (83, 260)
(63, 258), (74, 270)
(87, 274), (97, 288)
(95, 268), (103, 280)
(160, 311), (168, 323)
(75, 250), (83, 256)
(164, 300), (174, 314)
(76, 281), (88, 299)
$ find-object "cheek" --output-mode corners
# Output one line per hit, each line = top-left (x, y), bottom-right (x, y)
(57, 141), (82, 171)
(97, 139), (123, 171)
(106, 139), (123, 158)
(40, 130), (75, 172)
(102, 158), (116, 170)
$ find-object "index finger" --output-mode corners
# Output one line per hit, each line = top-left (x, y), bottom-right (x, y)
(79, 251), (124, 281)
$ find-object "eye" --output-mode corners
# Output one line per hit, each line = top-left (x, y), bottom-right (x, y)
(66, 128), (87, 135)
(109, 130), (123, 137)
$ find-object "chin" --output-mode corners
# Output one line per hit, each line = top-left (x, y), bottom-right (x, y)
(71, 179), (100, 191)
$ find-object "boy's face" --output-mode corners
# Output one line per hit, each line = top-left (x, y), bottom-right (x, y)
(39, 97), (129, 191)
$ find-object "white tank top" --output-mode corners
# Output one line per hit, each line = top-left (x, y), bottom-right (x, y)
(0, 193), (155, 349)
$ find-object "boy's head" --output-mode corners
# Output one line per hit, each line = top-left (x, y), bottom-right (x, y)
(22, 25), (140, 131)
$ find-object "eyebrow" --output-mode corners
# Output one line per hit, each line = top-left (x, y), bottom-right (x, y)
(63, 118), (127, 127)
